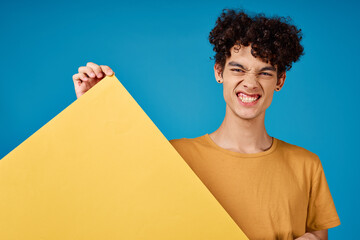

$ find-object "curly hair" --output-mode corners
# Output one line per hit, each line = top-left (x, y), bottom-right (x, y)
(209, 9), (304, 75)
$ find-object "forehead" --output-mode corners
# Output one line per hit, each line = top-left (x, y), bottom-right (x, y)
(226, 45), (275, 69)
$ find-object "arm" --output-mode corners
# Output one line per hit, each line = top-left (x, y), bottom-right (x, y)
(295, 229), (328, 240)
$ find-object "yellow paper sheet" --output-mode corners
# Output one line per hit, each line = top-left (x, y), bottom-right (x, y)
(0, 75), (248, 239)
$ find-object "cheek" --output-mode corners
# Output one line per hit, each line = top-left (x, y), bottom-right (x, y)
(262, 91), (275, 108)
(262, 80), (277, 100)
(222, 83), (234, 104)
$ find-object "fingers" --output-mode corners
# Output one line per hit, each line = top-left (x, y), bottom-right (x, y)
(75, 62), (114, 87)
(78, 62), (114, 79)
(73, 62), (114, 99)
(100, 65), (114, 76)
(86, 62), (104, 78)
(78, 66), (96, 78)
(72, 72), (89, 84)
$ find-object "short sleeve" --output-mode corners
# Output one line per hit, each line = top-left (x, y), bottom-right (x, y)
(306, 159), (341, 230)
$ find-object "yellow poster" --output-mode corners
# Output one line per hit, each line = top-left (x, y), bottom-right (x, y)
(0, 75), (248, 239)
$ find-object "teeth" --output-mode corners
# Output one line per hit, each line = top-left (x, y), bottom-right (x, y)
(238, 93), (259, 103)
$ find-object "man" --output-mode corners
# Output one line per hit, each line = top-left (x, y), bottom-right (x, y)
(72, 9), (340, 240)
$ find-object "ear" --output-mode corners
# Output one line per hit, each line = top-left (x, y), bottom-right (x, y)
(214, 63), (223, 83)
(275, 71), (286, 91)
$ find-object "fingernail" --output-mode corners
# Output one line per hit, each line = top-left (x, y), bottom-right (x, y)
(90, 73), (95, 78)
(107, 71), (113, 75)
(98, 73), (103, 78)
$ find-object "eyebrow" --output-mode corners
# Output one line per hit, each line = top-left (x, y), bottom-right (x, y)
(228, 61), (249, 70)
(228, 61), (276, 72)
(259, 66), (276, 72)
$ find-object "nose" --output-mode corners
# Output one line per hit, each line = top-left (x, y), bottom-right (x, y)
(242, 73), (259, 90)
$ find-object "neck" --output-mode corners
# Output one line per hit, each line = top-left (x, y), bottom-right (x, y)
(209, 105), (273, 154)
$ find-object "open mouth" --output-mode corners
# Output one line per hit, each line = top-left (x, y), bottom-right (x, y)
(236, 92), (261, 104)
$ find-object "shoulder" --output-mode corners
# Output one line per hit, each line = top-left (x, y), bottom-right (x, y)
(169, 135), (208, 150)
(276, 138), (321, 166)
(169, 134), (211, 156)
(276, 139), (325, 184)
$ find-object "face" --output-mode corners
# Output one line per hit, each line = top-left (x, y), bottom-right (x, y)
(214, 45), (286, 121)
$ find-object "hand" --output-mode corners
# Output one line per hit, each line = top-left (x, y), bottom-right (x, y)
(295, 232), (321, 240)
(72, 62), (114, 98)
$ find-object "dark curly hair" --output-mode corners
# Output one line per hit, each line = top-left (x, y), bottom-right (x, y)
(209, 9), (304, 76)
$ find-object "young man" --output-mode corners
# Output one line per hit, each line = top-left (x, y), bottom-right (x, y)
(72, 9), (340, 240)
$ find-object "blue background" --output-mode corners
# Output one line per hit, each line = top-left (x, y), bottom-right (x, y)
(1, 0), (359, 238)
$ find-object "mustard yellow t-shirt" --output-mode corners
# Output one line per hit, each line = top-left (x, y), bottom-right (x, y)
(170, 134), (340, 240)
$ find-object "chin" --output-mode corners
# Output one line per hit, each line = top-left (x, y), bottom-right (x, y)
(234, 110), (260, 120)
(226, 103), (264, 121)
(237, 115), (258, 120)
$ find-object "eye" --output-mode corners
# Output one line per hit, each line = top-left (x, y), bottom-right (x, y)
(260, 72), (272, 76)
(231, 68), (245, 73)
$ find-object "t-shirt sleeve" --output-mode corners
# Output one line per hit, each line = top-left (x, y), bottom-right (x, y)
(306, 158), (341, 230)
